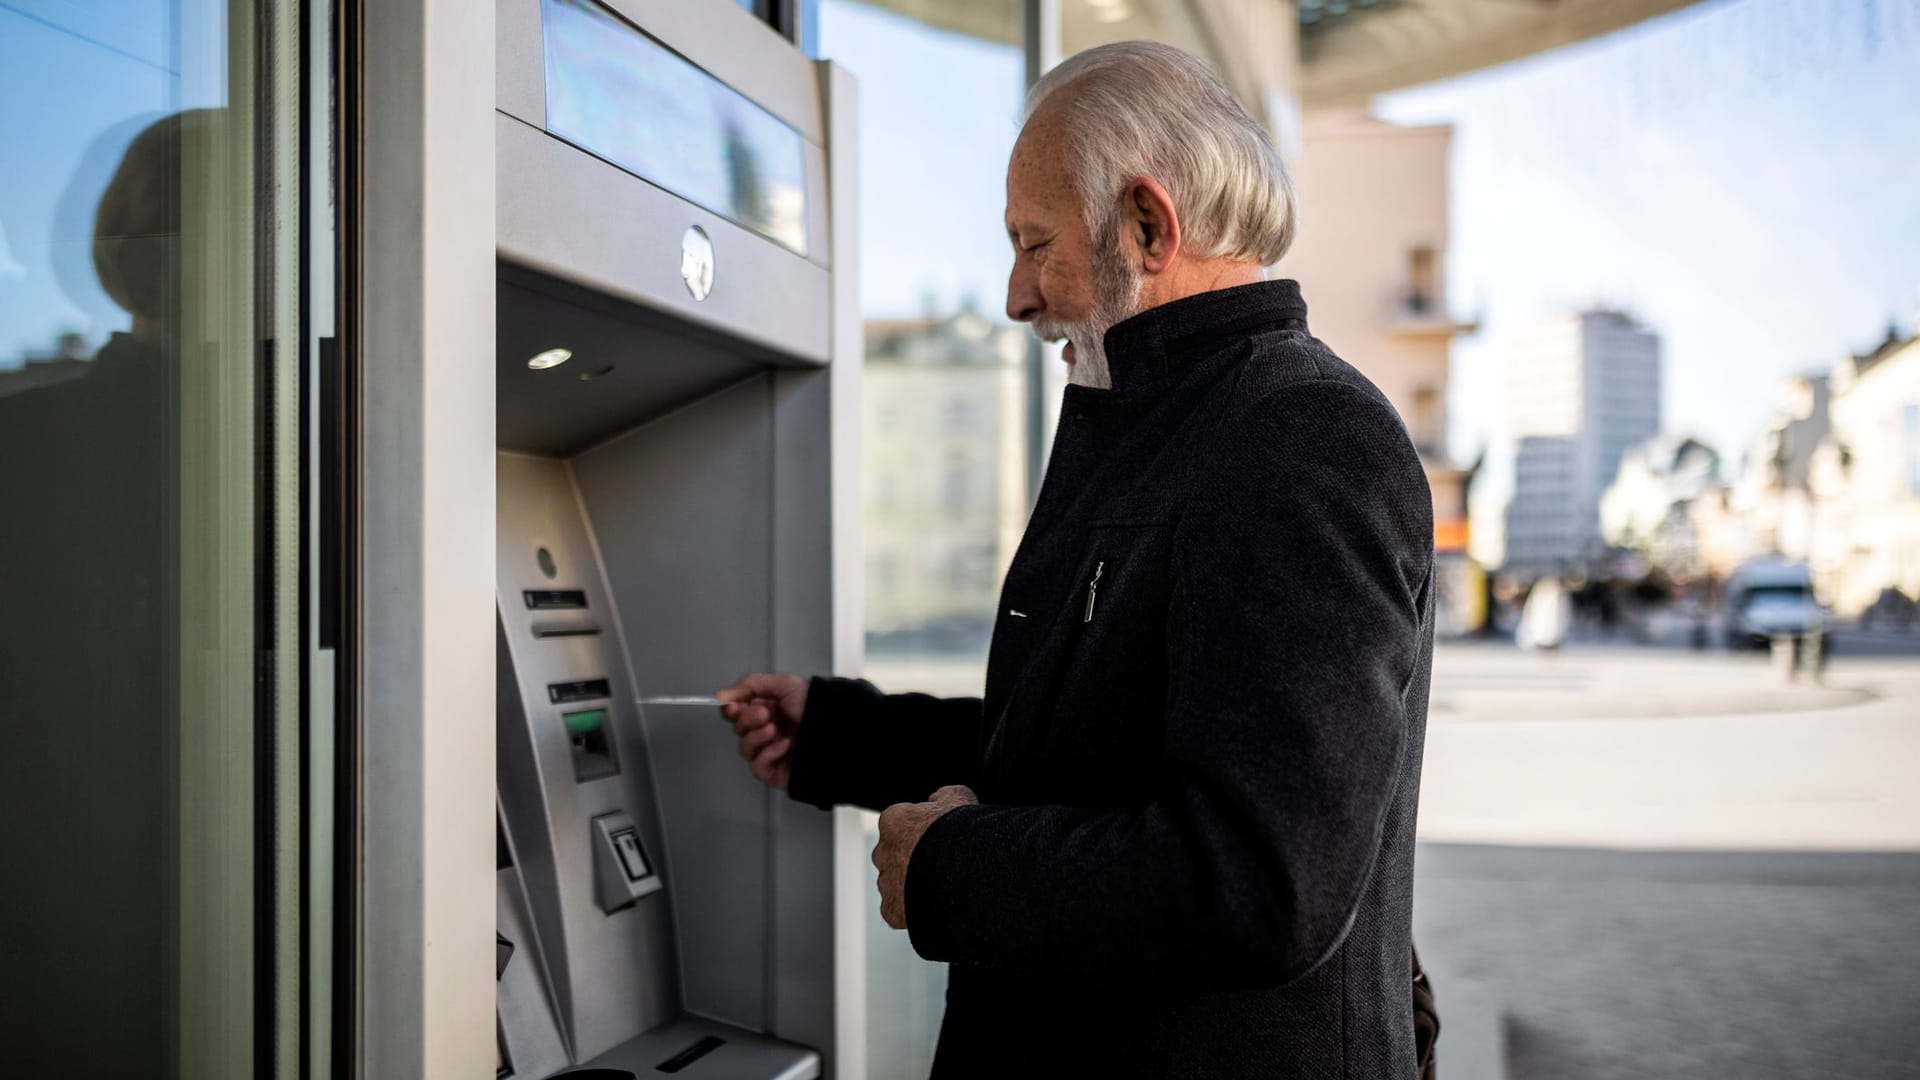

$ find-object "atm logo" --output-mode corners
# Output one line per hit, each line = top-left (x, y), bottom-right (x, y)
(681, 225), (715, 301)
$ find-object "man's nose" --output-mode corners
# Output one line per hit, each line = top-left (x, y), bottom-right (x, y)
(1006, 262), (1041, 323)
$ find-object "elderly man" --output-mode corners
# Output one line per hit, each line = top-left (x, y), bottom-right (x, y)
(721, 41), (1434, 1078)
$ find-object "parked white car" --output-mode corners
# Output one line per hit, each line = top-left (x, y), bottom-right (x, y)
(1721, 560), (1827, 650)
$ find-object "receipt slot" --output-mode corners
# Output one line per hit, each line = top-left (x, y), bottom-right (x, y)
(490, 0), (850, 1076)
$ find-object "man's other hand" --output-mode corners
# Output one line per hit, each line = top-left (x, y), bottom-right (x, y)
(874, 785), (978, 930)
(717, 673), (809, 793)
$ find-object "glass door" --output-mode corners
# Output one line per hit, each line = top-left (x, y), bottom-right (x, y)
(0, 0), (326, 1075)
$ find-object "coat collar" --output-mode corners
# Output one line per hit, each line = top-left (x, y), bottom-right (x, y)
(1097, 279), (1309, 392)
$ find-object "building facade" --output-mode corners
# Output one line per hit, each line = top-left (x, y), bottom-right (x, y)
(1728, 372), (1830, 563)
(1599, 434), (1722, 578)
(1810, 327), (1920, 614)
(1502, 310), (1662, 574)
(861, 307), (1028, 655)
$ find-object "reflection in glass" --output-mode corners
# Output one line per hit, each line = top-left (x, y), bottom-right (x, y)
(544, 0), (810, 254)
(2, 3), (302, 1074)
(0, 101), (196, 1079)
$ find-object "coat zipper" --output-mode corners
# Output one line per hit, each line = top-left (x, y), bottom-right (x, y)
(1083, 561), (1104, 623)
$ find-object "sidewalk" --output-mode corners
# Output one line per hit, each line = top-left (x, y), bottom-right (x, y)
(1420, 643), (1920, 851)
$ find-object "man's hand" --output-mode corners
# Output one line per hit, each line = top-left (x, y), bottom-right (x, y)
(874, 784), (978, 930)
(717, 673), (809, 792)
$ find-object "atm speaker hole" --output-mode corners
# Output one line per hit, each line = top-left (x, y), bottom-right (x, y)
(579, 364), (615, 381)
(536, 547), (557, 579)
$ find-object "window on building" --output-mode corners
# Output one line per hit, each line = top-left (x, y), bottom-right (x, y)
(1407, 245), (1437, 314)
(943, 456), (971, 514)
(1904, 403), (1920, 496)
(945, 400), (982, 432)
(1412, 383), (1441, 452)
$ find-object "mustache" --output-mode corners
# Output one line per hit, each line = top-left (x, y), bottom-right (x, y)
(1031, 317), (1090, 345)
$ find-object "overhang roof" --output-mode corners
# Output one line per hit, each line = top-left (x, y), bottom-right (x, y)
(849, 0), (1705, 111)
(1298, 0), (1703, 107)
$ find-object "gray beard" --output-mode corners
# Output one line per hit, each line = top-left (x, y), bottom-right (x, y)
(1035, 222), (1144, 391)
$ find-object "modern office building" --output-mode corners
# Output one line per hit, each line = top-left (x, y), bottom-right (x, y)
(1503, 310), (1664, 574)
(0, 2), (1710, 1077)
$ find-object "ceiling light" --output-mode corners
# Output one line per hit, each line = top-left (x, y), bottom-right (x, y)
(527, 347), (573, 370)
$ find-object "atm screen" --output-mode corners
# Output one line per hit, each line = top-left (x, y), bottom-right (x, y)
(563, 707), (608, 735)
(542, 0), (809, 255)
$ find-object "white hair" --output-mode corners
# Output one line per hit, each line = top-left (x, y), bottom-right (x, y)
(1025, 41), (1296, 266)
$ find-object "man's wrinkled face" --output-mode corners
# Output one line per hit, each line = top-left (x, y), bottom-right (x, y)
(1004, 111), (1143, 389)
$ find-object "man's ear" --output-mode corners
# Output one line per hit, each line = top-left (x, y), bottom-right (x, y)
(1121, 177), (1181, 274)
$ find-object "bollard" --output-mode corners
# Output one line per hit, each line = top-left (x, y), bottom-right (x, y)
(1804, 630), (1827, 684)
(1771, 634), (1798, 682)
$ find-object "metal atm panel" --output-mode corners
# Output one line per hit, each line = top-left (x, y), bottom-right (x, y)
(497, 447), (822, 1079)
(497, 453), (680, 1061)
(571, 375), (778, 1029)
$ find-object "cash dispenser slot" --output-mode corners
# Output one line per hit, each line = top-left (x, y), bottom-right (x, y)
(548, 678), (611, 704)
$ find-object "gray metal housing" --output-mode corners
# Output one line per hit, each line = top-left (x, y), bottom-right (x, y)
(491, 0), (852, 1077)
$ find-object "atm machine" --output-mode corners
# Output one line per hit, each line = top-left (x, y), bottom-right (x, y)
(491, 1), (851, 1076)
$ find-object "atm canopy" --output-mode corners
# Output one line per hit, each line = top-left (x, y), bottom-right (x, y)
(853, 0), (1705, 108)
(1296, 0), (1702, 106)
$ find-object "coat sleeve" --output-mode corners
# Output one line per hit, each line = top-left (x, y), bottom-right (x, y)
(786, 676), (986, 813)
(903, 380), (1434, 988)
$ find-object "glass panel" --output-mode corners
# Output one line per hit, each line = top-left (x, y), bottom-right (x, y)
(817, 0), (1026, 1073)
(543, 0), (811, 254)
(0, 0), (309, 1076)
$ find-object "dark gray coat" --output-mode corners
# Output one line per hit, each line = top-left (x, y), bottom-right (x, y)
(790, 280), (1435, 1078)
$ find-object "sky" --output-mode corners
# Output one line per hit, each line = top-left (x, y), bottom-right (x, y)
(0, 1), (213, 369)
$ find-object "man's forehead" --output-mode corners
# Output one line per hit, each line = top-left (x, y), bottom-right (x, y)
(1005, 153), (1063, 225)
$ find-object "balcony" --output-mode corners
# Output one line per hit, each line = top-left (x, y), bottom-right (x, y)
(1387, 287), (1479, 340)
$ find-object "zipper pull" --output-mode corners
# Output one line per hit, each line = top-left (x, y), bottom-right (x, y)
(1084, 561), (1104, 623)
